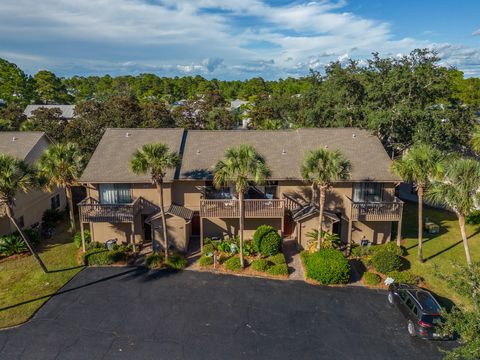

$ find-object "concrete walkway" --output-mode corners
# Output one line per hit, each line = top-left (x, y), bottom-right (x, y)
(283, 239), (304, 281)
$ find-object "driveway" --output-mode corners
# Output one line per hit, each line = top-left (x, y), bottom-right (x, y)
(0, 268), (445, 359)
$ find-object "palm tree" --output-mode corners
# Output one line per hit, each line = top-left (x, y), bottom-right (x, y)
(301, 148), (350, 250)
(214, 144), (270, 268)
(0, 154), (48, 272)
(426, 158), (480, 267)
(392, 144), (443, 262)
(472, 125), (480, 154)
(37, 143), (84, 233)
(129, 143), (180, 261)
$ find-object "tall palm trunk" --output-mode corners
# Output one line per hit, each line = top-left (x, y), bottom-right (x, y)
(238, 191), (245, 268)
(156, 180), (169, 261)
(316, 185), (326, 250)
(5, 205), (48, 273)
(458, 214), (472, 267)
(417, 186), (424, 263)
(65, 185), (76, 233)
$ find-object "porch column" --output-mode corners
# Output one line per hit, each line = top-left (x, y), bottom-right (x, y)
(396, 211), (403, 247)
(80, 222), (86, 253)
(347, 219), (353, 254)
(131, 222), (136, 253)
(281, 216), (284, 237)
(151, 225), (155, 252)
(200, 217), (204, 253)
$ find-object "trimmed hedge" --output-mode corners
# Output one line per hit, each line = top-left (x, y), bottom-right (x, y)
(266, 263), (288, 276)
(267, 253), (286, 265)
(363, 272), (381, 286)
(146, 253), (164, 269)
(371, 249), (402, 274)
(251, 259), (270, 272)
(303, 249), (350, 285)
(253, 225), (276, 252)
(260, 231), (282, 256)
(166, 253), (187, 270)
(386, 270), (420, 285)
(199, 255), (214, 266)
(224, 256), (242, 271)
(84, 249), (127, 265)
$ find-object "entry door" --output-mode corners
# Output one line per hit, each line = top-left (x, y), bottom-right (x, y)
(142, 215), (152, 241)
(283, 213), (295, 237)
(191, 213), (200, 236)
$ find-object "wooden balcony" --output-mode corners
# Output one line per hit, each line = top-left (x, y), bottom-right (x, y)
(78, 197), (141, 223)
(348, 197), (404, 222)
(200, 199), (285, 218)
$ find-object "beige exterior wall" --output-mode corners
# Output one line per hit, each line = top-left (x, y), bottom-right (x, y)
(152, 216), (190, 252)
(296, 217), (333, 249)
(351, 221), (392, 244)
(203, 217), (282, 239)
(172, 181), (204, 211)
(86, 183), (172, 207)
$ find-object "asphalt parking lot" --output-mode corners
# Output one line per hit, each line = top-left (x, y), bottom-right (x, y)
(0, 267), (445, 359)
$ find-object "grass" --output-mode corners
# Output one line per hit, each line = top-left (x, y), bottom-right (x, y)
(401, 202), (480, 310)
(0, 220), (83, 328)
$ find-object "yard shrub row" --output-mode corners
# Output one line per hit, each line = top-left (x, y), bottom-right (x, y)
(303, 249), (350, 285)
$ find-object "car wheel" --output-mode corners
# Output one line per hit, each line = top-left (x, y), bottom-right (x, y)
(407, 321), (416, 337)
(388, 292), (394, 305)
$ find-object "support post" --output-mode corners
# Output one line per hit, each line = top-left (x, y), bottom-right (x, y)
(131, 222), (136, 253)
(151, 225), (155, 252)
(200, 217), (204, 253)
(397, 209), (403, 247)
(347, 218), (353, 255)
(80, 222), (86, 253)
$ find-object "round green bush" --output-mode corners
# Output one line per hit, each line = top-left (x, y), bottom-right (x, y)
(224, 256), (242, 271)
(74, 230), (91, 249)
(304, 249), (350, 285)
(251, 258), (270, 272)
(146, 253), (164, 269)
(166, 253), (187, 270)
(253, 225), (276, 252)
(267, 253), (286, 265)
(266, 263), (288, 276)
(380, 242), (404, 256)
(363, 272), (381, 286)
(386, 270), (420, 285)
(371, 249), (402, 274)
(259, 231), (282, 256)
(199, 255), (214, 267)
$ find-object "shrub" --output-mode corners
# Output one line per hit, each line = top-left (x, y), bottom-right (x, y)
(466, 209), (480, 224)
(371, 249), (402, 274)
(42, 208), (63, 226)
(0, 233), (26, 256)
(251, 259), (270, 272)
(303, 249), (350, 285)
(380, 242), (404, 256)
(351, 242), (403, 258)
(259, 231), (282, 256)
(24, 228), (41, 246)
(266, 263), (288, 276)
(224, 256), (242, 271)
(202, 243), (215, 255)
(146, 253), (164, 269)
(350, 245), (372, 258)
(242, 240), (256, 256)
(267, 253), (286, 265)
(73, 230), (91, 249)
(386, 270), (420, 285)
(253, 225), (276, 252)
(199, 255), (214, 266)
(217, 241), (231, 253)
(363, 272), (381, 286)
(166, 253), (187, 270)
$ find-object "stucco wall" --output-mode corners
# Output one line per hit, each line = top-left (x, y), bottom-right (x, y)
(172, 181), (204, 210)
(152, 216), (190, 252)
(296, 217), (333, 249)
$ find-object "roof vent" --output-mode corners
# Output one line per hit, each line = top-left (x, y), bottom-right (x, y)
(282, 149), (286, 155)
(12, 136), (17, 142)
(324, 145), (328, 149)
(352, 133), (356, 139)
(196, 149), (201, 155)
(125, 132), (131, 138)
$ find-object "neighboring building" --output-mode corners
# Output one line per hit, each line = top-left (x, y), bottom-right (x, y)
(229, 99), (250, 129)
(0, 132), (67, 236)
(24, 105), (76, 119)
(79, 128), (403, 252)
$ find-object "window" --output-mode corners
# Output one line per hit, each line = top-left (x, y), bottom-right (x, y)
(399, 290), (407, 301)
(405, 297), (415, 311)
(99, 184), (132, 204)
(353, 182), (384, 202)
(51, 194), (61, 210)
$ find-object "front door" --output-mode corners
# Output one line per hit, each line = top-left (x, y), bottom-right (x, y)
(283, 212), (295, 237)
(142, 215), (152, 241)
(191, 213), (200, 236)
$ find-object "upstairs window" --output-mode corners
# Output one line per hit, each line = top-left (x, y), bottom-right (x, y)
(99, 184), (132, 204)
(51, 194), (61, 210)
(353, 182), (384, 202)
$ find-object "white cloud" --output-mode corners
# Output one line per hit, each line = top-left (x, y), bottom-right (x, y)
(472, 29), (480, 36)
(0, 0), (478, 78)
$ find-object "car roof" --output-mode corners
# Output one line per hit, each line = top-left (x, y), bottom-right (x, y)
(403, 288), (441, 314)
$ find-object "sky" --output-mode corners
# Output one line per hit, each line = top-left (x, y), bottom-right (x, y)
(0, 0), (479, 79)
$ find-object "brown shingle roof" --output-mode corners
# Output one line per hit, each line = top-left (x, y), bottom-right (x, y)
(81, 128), (400, 183)
(80, 128), (185, 183)
(0, 131), (46, 161)
(145, 204), (194, 222)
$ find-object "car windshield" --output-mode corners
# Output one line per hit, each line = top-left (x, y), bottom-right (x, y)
(421, 314), (443, 325)
(416, 291), (441, 313)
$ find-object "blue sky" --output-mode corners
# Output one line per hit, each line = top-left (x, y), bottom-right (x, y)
(0, 0), (479, 79)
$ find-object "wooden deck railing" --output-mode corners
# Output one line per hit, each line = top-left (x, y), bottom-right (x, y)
(78, 197), (141, 223)
(348, 197), (404, 221)
(200, 199), (285, 218)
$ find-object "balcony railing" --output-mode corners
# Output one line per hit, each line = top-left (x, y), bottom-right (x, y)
(78, 197), (141, 223)
(348, 197), (404, 221)
(200, 199), (285, 218)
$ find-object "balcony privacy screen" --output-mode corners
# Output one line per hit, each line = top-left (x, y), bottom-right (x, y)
(353, 182), (384, 202)
(99, 184), (132, 204)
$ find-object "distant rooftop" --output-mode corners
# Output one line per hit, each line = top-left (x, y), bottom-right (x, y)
(230, 99), (248, 109)
(24, 105), (76, 119)
(0, 131), (48, 163)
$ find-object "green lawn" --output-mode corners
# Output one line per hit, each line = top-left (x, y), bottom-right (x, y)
(401, 202), (480, 310)
(0, 221), (83, 328)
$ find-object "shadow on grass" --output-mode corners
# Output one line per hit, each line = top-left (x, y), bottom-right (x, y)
(423, 240), (463, 262)
(0, 266), (178, 313)
(47, 265), (85, 273)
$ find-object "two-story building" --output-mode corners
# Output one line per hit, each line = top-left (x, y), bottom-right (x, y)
(78, 128), (403, 252)
(0, 132), (67, 235)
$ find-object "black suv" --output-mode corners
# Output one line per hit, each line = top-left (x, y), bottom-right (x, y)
(388, 283), (449, 339)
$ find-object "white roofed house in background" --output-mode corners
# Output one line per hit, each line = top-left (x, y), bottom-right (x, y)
(229, 99), (251, 129)
(24, 105), (76, 120)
